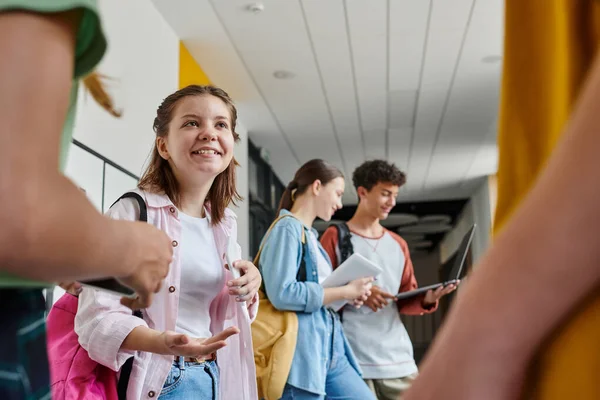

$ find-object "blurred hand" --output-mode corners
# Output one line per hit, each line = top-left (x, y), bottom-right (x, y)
(58, 281), (82, 296)
(117, 221), (173, 309)
(364, 285), (397, 312)
(344, 277), (374, 308)
(423, 281), (459, 306)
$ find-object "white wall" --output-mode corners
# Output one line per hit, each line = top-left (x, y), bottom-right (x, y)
(233, 123), (250, 259)
(470, 179), (493, 263)
(440, 178), (492, 266)
(72, 0), (179, 179)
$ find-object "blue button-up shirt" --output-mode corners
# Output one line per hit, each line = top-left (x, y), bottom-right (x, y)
(258, 210), (361, 395)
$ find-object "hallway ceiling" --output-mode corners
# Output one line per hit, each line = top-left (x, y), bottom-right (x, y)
(152, 0), (503, 204)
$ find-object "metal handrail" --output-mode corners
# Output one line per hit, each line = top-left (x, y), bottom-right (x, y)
(72, 139), (139, 181)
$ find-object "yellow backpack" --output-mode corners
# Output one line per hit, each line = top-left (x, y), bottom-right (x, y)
(251, 214), (307, 400)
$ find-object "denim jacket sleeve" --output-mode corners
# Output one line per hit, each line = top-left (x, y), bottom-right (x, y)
(260, 223), (324, 313)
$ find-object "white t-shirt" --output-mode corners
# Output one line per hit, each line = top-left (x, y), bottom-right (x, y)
(175, 212), (225, 338)
(307, 230), (332, 284)
(340, 231), (418, 379)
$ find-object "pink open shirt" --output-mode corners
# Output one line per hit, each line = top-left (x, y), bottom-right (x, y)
(75, 189), (258, 399)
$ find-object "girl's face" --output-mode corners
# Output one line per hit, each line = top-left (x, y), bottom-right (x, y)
(313, 177), (345, 222)
(157, 95), (235, 186)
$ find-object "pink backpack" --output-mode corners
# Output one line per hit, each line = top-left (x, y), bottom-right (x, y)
(47, 293), (120, 400)
(46, 192), (145, 400)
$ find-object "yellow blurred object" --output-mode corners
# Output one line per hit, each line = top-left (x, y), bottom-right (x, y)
(496, 1), (600, 398)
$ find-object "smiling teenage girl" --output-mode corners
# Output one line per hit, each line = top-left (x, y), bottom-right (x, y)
(76, 85), (260, 400)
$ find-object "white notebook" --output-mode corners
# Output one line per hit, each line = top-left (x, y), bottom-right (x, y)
(321, 253), (383, 311)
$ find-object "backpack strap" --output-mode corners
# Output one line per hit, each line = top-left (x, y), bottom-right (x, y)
(253, 214), (305, 265)
(335, 222), (354, 265)
(330, 222), (353, 321)
(255, 214), (308, 299)
(112, 192), (146, 400)
(110, 192), (147, 223)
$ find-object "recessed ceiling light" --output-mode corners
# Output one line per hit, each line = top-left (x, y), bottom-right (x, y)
(481, 55), (502, 64)
(246, 3), (264, 14)
(273, 70), (295, 79)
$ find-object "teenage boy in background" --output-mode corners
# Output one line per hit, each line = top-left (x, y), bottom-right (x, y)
(320, 160), (456, 400)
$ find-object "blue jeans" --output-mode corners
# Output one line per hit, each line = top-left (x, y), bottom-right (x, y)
(281, 313), (375, 400)
(158, 357), (219, 400)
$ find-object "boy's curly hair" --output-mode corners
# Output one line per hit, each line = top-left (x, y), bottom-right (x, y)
(352, 160), (407, 191)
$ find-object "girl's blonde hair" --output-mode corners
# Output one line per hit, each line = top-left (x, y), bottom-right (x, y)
(82, 72), (121, 117)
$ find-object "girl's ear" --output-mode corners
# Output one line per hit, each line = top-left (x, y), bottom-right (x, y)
(157, 137), (169, 160)
(311, 179), (322, 196)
